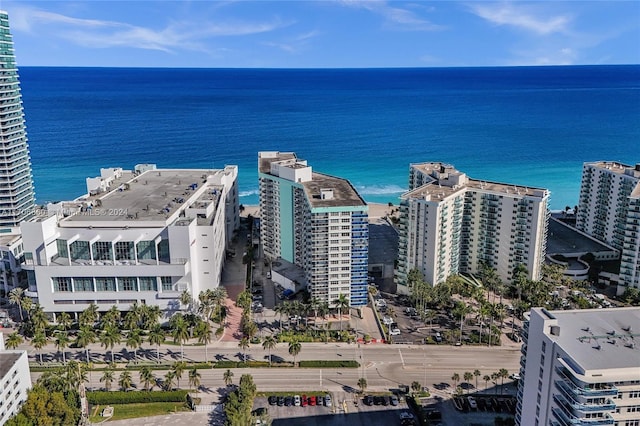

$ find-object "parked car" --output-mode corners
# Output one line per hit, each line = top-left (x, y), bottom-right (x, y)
(324, 394), (332, 407)
(268, 395), (277, 405)
(468, 396), (478, 410)
(390, 395), (399, 406)
(390, 328), (401, 336)
(309, 395), (316, 406)
(510, 373), (521, 381)
(294, 395), (301, 406)
(383, 316), (394, 325)
(266, 271), (271, 279)
(284, 396), (293, 406)
(277, 396), (285, 406)
(301, 394), (308, 407)
(364, 395), (373, 406)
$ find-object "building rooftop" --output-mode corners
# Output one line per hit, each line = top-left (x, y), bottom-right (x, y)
(59, 169), (224, 225)
(302, 172), (367, 208)
(546, 218), (618, 255)
(540, 307), (640, 372)
(258, 151), (297, 174)
(404, 162), (548, 202)
(0, 352), (21, 378)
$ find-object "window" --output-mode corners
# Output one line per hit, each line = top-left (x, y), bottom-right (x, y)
(70, 241), (90, 261)
(95, 277), (116, 292)
(139, 277), (157, 291)
(56, 239), (68, 258)
(161, 276), (173, 291)
(92, 241), (112, 261)
(118, 277), (137, 292)
(73, 277), (93, 292)
(114, 241), (134, 260)
(53, 277), (71, 292)
(136, 240), (156, 260)
(158, 240), (170, 262)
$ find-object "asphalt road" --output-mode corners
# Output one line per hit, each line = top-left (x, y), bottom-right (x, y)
(26, 342), (521, 394)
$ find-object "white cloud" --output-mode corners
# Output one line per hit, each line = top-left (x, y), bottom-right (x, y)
(9, 5), (287, 53)
(337, 0), (444, 31)
(263, 30), (321, 53)
(468, 2), (570, 35)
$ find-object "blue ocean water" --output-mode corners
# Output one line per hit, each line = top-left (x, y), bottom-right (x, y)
(18, 66), (640, 211)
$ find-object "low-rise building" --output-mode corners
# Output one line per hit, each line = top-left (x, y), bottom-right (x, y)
(516, 307), (640, 426)
(20, 164), (239, 319)
(0, 333), (32, 425)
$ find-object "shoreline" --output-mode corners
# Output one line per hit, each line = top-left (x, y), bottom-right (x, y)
(240, 202), (398, 221)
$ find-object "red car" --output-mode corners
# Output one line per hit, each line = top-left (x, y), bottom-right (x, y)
(301, 394), (308, 407)
(309, 395), (316, 406)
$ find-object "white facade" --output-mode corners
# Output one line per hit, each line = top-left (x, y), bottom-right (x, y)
(258, 152), (369, 307)
(20, 165), (239, 318)
(576, 161), (640, 294)
(0, 333), (32, 425)
(396, 162), (549, 291)
(516, 307), (640, 426)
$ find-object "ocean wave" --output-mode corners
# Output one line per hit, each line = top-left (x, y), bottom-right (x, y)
(239, 189), (259, 197)
(355, 184), (407, 195)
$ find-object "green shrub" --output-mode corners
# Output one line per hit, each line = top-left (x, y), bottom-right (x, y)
(87, 390), (188, 405)
(298, 360), (359, 368)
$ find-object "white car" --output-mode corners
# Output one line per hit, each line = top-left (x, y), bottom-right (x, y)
(383, 316), (394, 325)
(510, 373), (521, 381)
(375, 298), (387, 307)
(468, 396), (478, 410)
(294, 395), (301, 406)
(389, 328), (401, 336)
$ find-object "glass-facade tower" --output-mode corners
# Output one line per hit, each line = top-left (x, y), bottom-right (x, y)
(0, 11), (35, 229)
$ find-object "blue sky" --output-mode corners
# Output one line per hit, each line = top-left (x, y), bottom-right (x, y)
(3, 1), (639, 68)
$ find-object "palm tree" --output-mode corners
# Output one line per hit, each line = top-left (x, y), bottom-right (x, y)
(288, 339), (301, 367)
(498, 368), (509, 393)
(357, 377), (368, 393)
(179, 290), (192, 312)
(171, 316), (189, 360)
(75, 326), (96, 363)
(100, 368), (115, 391)
(54, 332), (70, 363)
(273, 304), (287, 333)
(118, 370), (133, 391)
(31, 330), (48, 364)
(56, 312), (72, 332)
(148, 325), (165, 364)
(238, 337), (250, 363)
(451, 372), (460, 389)
(163, 371), (176, 391)
(411, 381), (422, 394)
(30, 304), (49, 334)
(5, 332), (23, 350)
(100, 325), (121, 363)
(452, 301), (473, 345)
(101, 305), (121, 330)
(194, 320), (212, 363)
(188, 367), (201, 395)
(125, 329), (143, 362)
(463, 372), (474, 394)
(79, 302), (99, 329)
(473, 369), (481, 391)
(8, 288), (24, 321)
(172, 361), (187, 389)
(483, 374), (491, 391)
(139, 366), (155, 391)
(333, 293), (350, 332)
(223, 369), (234, 387)
(262, 335), (277, 366)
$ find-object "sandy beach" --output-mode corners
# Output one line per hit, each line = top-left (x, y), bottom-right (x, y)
(240, 202), (399, 221)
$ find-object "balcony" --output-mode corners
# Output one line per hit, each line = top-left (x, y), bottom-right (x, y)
(556, 381), (617, 412)
(552, 396), (615, 425)
(555, 368), (618, 397)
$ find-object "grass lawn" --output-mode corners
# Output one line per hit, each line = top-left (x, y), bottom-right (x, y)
(89, 402), (191, 422)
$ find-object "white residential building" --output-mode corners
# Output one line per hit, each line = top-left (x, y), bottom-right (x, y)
(258, 152), (369, 306)
(516, 307), (640, 426)
(396, 162), (549, 291)
(20, 164), (239, 319)
(576, 161), (640, 294)
(0, 333), (32, 425)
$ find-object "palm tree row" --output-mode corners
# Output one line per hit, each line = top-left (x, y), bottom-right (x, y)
(452, 368), (510, 394)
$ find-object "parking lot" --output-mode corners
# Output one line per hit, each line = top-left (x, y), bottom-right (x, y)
(254, 391), (418, 426)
